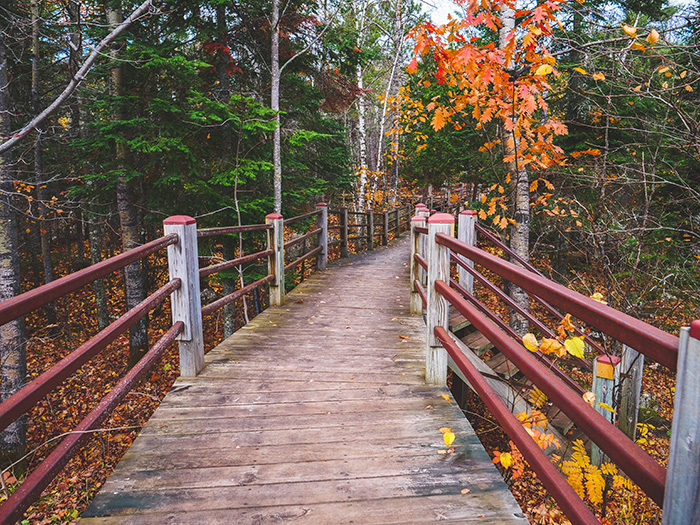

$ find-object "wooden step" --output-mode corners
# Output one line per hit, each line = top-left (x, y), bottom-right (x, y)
(484, 353), (520, 379)
(461, 330), (493, 355)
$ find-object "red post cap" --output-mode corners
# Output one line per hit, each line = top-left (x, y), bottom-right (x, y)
(265, 213), (283, 220)
(461, 210), (477, 216)
(316, 202), (327, 207)
(596, 355), (621, 366)
(366, 208), (373, 212)
(430, 209), (437, 213)
(690, 319), (700, 340)
(164, 215), (196, 225)
(340, 205), (348, 210)
(411, 215), (427, 222)
(428, 213), (455, 224)
(415, 203), (427, 208)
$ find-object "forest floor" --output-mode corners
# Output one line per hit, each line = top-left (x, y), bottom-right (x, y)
(1, 234), (695, 524)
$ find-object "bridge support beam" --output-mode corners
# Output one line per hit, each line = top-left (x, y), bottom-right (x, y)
(425, 212), (454, 385)
(619, 344), (644, 440)
(266, 213), (285, 306)
(316, 203), (328, 270)
(591, 354), (620, 466)
(663, 321), (700, 525)
(457, 210), (477, 295)
(164, 215), (204, 377)
(410, 215), (426, 315)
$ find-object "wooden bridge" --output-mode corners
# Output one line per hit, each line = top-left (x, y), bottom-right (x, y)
(0, 202), (698, 524)
(80, 235), (526, 523)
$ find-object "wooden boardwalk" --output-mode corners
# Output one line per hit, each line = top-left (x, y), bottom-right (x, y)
(81, 236), (526, 524)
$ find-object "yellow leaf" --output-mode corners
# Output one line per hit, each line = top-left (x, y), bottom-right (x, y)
(646, 29), (659, 44)
(432, 108), (446, 131)
(622, 24), (637, 38)
(572, 67), (587, 75)
(444, 431), (456, 447)
(630, 42), (646, 51)
(590, 292), (607, 305)
(598, 402), (617, 415)
(440, 394), (451, 402)
(439, 427), (451, 434)
(535, 64), (553, 76)
(592, 72), (605, 81)
(499, 452), (512, 468)
(499, 216), (508, 230)
(662, 82), (669, 89)
(564, 336), (586, 359)
(505, 173), (511, 184)
(680, 70), (687, 78)
(478, 209), (487, 220)
(685, 85), (693, 92)
(561, 313), (575, 332)
(530, 179), (538, 191)
(633, 84), (642, 92)
(461, 488), (471, 494)
(583, 392), (595, 406)
(522, 333), (540, 352)
(658, 66), (669, 74)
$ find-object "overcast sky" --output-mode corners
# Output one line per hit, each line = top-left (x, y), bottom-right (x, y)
(422, 0), (464, 24)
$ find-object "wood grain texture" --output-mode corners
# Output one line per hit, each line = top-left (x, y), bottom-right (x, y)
(81, 236), (525, 524)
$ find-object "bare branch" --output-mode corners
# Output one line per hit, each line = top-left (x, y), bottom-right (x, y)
(0, 0), (156, 156)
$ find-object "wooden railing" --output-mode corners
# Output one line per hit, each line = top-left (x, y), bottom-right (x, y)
(410, 207), (699, 525)
(0, 202), (414, 522)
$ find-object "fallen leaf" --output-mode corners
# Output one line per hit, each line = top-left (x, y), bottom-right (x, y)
(461, 488), (471, 494)
(440, 394), (451, 402)
(522, 333), (539, 352)
(399, 335), (411, 340)
(444, 431), (456, 447)
(425, 405), (434, 409)
(564, 336), (586, 358)
(583, 391), (595, 405)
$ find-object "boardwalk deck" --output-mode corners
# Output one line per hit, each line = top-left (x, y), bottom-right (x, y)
(81, 236), (526, 524)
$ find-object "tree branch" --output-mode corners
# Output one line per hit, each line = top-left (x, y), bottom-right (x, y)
(0, 0), (155, 156)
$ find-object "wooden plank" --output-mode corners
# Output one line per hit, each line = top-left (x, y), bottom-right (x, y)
(82, 235), (524, 524)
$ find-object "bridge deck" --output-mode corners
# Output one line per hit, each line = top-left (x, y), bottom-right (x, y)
(81, 236), (525, 524)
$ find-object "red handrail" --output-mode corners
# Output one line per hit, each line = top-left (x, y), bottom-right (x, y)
(283, 210), (322, 225)
(197, 224), (271, 237)
(0, 234), (178, 327)
(0, 321), (184, 525)
(436, 279), (667, 506)
(201, 274), (275, 316)
(437, 233), (679, 371)
(435, 327), (599, 525)
(0, 279), (181, 434)
(199, 249), (273, 278)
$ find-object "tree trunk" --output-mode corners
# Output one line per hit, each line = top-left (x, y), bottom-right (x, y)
(0, 32), (27, 472)
(106, 5), (148, 366)
(271, 0), (282, 214)
(499, 4), (529, 335)
(88, 214), (110, 330)
(354, 1), (368, 212)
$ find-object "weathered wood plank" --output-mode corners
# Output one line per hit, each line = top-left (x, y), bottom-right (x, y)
(82, 235), (524, 524)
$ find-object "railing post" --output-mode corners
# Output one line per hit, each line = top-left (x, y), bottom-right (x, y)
(619, 344), (644, 440)
(410, 215), (426, 315)
(266, 213), (285, 306)
(457, 210), (477, 294)
(340, 206), (349, 258)
(367, 209), (374, 251)
(163, 216), (204, 377)
(663, 321), (700, 525)
(316, 203), (328, 270)
(394, 205), (400, 235)
(591, 354), (621, 466)
(382, 210), (389, 246)
(426, 212), (454, 385)
(416, 204), (429, 286)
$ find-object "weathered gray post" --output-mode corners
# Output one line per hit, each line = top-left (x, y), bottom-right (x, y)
(367, 209), (374, 251)
(266, 212), (285, 306)
(457, 209), (477, 294)
(663, 321), (700, 525)
(340, 206), (349, 258)
(416, 204), (429, 286)
(410, 215), (426, 315)
(163, 216), (204, 377)
(425, 212), (454, 385)
(383, 210), (389, 245)
(619, 344), (644, 440)
(394, 206), (401, 235)
(316, 203), (328, 270)
(591, 354), (620, 466)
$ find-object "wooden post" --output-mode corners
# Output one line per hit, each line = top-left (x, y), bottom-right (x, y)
(410, 215), (426, 315)
(266, 213), (284, 306)
(394, 206), (400, 235)
(383, 210), (389, 246)
(619, 344), (644, 440)
(367, 209), (374, 251)
(662, 321), (700, 525)
(163, 215), (204, 377)
(457, 210), (477, 295)
(591, 354), (621, 466)
(425, 212), (454, 385)
(316, 203), (328, 270)
(340, 206), (349, 258)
